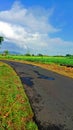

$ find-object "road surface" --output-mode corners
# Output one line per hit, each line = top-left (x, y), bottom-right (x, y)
(1, 60), (73, 130)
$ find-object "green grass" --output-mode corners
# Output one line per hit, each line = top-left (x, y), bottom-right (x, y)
(0, 55), (73, 66)
(0, 62), (38, 130)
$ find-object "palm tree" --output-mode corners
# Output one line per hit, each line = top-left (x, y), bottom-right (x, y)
(0, 36), (4, 45)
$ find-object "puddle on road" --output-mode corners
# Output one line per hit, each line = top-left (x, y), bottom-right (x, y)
(20, 77), (34, 87)
(34, 70), (55, 80)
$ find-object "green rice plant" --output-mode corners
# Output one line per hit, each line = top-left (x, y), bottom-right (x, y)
(0, 54), (73, 66)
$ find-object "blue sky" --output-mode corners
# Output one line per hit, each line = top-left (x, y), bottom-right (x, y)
(0, 0), (73, 55)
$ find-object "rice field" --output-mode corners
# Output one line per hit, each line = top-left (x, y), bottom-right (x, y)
(0, 55), (73, 67)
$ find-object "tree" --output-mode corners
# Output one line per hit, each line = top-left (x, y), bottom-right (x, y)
(37, 53), (43, 56)
(0, 36), (4, 45)
(66, 54), (71, 57)
(32, 54), (35, 56)
(3, 50), (9, 55)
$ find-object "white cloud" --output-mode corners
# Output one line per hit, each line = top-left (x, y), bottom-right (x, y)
(0, 21), (47, 50)
(0, 1), (73, 55)
(0, 1), (58, 33)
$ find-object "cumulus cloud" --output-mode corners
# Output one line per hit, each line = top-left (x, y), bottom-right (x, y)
(0, 1), (73, 55)
(0, 1), (59, 33)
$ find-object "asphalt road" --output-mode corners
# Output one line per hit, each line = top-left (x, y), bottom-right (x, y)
(1, 60), (73, 130)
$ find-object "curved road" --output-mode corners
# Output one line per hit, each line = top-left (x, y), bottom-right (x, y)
(1, 60), (73, 130)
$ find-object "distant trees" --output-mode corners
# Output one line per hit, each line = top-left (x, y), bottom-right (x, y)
(3, 50), (9, 55)
(32, 54), (35, 56)
(24, 53), (44, 56)
(66, 54), (72, 57)
(37, 53), (43, 56)
(25, 53), (31, 56)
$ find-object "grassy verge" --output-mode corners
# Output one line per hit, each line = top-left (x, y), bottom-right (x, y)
(0, 62), (38, 130)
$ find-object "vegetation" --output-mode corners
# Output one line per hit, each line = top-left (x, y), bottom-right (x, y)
(0, 36), (4, 45)
(3, 50), (9, 55)
(37, 54), (43, 56)
(0, 62), (38, 130)
(0, 55), (73, 67)
(25, 53), (31, 56)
